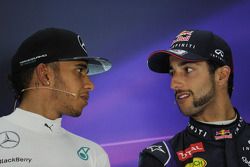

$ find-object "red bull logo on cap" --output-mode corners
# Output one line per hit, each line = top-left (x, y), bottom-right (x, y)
(172, 30), (194, 45)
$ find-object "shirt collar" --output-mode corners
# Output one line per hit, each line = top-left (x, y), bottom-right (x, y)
(197, 114), (237, 125)
(5, 108), (63, 134)
(187, 110), (246, 141)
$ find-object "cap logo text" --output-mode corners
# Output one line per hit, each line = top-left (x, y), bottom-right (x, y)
(19, 54), (47, 66)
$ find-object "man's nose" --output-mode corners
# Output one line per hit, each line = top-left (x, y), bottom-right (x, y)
(83, 76), (94, 91)
(170, 73), (184, 91)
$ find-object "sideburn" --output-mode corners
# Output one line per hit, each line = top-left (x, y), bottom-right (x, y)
(193, 73), (216, 108)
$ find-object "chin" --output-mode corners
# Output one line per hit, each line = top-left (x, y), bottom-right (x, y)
(79, 100), (88, 109)
(181, 106), (205, 118)
(67, 107), (84, 117)
(178, 105), (199, 117)
(70, 111), (82, 117)
(181, 110), (193, 117)
(182, 111), (196, 117)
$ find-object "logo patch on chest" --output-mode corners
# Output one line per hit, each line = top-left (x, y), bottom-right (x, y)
(77, 147), (90, 160)
(242, 139), (250, 152)
(177, 142), (205, 161)
(185, 157), (207, 167)
(0, 131), (20, 149)
(214, 129), (232, 140)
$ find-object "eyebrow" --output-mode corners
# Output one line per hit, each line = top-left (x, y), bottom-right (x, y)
(169, 61), (196, 70)
(75, 63), (88, 69)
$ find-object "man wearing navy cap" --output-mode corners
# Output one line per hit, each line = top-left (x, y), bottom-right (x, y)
(0, 28), (111, 167)
(139, 30), (250, 166)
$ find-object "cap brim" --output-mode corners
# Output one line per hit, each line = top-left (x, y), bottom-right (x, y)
(59, 57), (112, 76)
(147, 49), (209, 73)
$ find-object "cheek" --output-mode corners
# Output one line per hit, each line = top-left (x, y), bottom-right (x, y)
(70, 76), (84, 89)
(194, 77), (214, 95)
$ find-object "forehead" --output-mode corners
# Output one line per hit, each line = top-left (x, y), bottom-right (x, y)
(169, 56), (207, 68)
(169, 56), (192, 64)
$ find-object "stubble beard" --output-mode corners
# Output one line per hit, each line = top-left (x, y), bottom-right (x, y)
(52, 75), (82, 117)
(177, 77), (216, 117)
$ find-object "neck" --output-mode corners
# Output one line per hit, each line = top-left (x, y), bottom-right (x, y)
(18, 92), (61, 120)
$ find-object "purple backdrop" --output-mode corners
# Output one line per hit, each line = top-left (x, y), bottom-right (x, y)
(1, 0), (250, 166)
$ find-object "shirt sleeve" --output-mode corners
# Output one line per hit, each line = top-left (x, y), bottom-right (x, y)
(98, 151), (110, 167)
(138, 141), (178, 167)
(103, 153), (110, 167)
(139, 152), (164, 167)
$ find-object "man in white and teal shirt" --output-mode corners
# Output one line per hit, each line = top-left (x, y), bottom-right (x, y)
(0, 27), (111, 167)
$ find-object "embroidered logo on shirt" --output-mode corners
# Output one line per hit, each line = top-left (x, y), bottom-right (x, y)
(242, 140), (250, 152)
(0, 131), (20, 149)
(0, 157), (32, 164)
(147, 145), (166, 154)
(44, 123), (53, 132)
(242, 156), (250, 166)
(177, 142), (205, 161)
(185, 157), (207, 167)
(214, 129), (232, 140)
(77, 147), (90, 160)
(188, 123), (208, 138)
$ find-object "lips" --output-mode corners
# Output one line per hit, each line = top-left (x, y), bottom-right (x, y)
(175, 91), (191, 100)
(80, 94), (89, 101)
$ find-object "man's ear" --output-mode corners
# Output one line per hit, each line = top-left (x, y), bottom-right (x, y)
(215, 65), (231, 86)
(35, 63), (51, 86)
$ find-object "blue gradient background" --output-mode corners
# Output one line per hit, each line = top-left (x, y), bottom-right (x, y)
(1, 1), (250, 166)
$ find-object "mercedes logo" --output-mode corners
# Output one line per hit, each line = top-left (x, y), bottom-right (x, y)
(0, 131), (20, 148)
(77, 35), (87, 54)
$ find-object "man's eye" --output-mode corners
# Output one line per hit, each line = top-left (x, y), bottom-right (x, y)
(186, 67), (193, 73)
(77, 68), (88, 74)
(77, 68), (83, 73)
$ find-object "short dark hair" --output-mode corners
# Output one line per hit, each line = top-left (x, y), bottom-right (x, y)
(207, 60), (234, 97)
(9, 67), (35, 101)
(9, 62), (60, 101)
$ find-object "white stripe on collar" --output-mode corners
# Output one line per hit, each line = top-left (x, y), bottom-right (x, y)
(198, 114), (237, 125)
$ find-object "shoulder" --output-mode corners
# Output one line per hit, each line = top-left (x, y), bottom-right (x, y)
(139, 141), (174, 167)
(243, 122), (250, 129)
(169, 129), (187, 146)
(61, 129), (110, 166)
(237, 115), (250, 134)
(240, 121), (250, 136)
(0, 115), (16, 129)
(62, 129), (107, 153)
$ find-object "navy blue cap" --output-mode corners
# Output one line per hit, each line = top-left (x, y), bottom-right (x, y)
(148, 30), (233, 73)
(11, 28), (112, 76)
